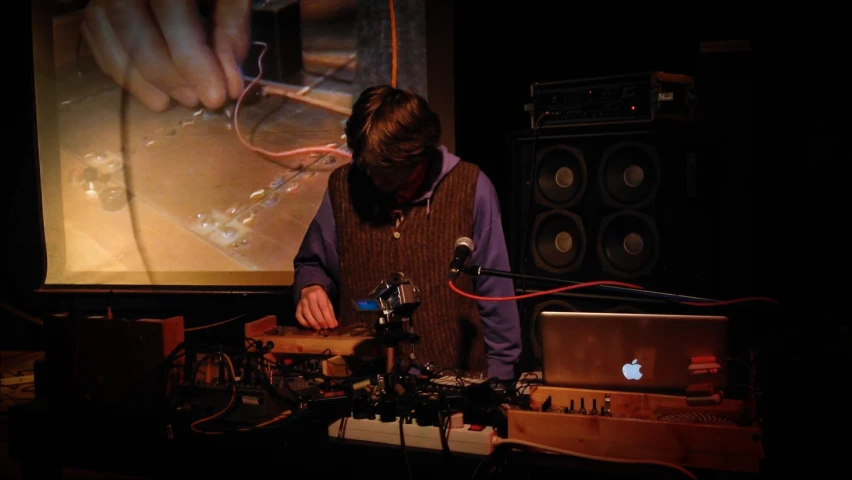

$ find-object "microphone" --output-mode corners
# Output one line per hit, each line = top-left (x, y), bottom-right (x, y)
(448, 237), (474, 280)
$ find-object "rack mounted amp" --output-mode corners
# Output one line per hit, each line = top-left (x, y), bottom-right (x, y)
(525, 71), (695, 129)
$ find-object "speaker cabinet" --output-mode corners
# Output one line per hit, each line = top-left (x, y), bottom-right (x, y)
(509, 123), (710, 293)
(508, 122), (716, 372)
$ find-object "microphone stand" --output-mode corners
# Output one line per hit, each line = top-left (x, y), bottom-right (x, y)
(460, 264), (720, 305)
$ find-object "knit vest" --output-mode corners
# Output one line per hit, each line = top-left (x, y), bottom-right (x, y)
(328, 161), (486, 373)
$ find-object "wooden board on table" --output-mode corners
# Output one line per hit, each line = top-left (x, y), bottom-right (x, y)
(508, 385), (763, 473)
(244, 315), (378, 357)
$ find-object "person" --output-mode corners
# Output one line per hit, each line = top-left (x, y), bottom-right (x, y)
(293, 85), (521, 381)
(80, 0), (356, 112)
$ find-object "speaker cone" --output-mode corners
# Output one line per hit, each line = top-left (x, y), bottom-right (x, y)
(534, 144), (587, 208)
(531, 210), (586, 274)
(597, 211), (659, 277)
(599, 141), (660, 208)
(529, 300), (576, 359)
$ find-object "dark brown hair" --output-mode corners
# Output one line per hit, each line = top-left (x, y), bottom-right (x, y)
(345, 85), (442, 171)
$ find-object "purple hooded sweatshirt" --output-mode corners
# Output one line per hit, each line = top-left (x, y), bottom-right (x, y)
(292, 146), (522, 380)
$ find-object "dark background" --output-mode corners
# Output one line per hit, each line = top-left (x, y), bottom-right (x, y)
(3, 0), (844, 471)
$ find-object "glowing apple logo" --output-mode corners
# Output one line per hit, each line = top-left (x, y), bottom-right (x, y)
(622, 359), (642, 380)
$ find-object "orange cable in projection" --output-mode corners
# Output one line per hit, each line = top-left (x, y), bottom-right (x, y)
(232, 0), (400, 160)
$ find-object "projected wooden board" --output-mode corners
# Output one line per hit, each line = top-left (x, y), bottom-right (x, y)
(49, 49), (354, 284)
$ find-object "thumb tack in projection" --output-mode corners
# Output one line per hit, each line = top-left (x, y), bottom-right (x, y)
(99, 186), (131, 212)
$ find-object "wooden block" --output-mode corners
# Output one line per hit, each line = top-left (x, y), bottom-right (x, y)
(242, 0), (303, 82)
(322, 356), (351, 377)
(44, 315), (185, 407)
(508, 410), (763, 473)
(53, 10), (88, 69)
(244, 316), (379, 357)
(510, 384), (763, 473)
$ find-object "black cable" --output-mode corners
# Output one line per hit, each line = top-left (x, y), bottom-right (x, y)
(399, 417), (415, 480)
(517, 112), (549, 284)
(118, 53), (153, 284)
(470, 452), (493, 480)
(516, 112), (549, 366)
(74, 29), (83, 76)
(436, 406), (452, 458)
(179, 348), (305, 435)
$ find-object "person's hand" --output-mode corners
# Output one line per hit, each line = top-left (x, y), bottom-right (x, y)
(296, 285), (338, 330)
(81, 0), (251, 112)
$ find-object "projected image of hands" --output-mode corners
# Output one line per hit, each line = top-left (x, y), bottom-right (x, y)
(40, 0), (428, 286)
(79, 0), (252, 112)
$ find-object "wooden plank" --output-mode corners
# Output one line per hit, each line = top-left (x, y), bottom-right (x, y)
(527, 385), (751, 423)
(509, 384), (763, 473)
(261, 83), (353, 116)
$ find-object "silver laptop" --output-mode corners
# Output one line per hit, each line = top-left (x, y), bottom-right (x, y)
(539, 311), (728, 393)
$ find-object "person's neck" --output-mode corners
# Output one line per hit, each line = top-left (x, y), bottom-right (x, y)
(394, 160), (431, 204)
